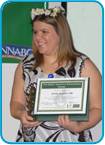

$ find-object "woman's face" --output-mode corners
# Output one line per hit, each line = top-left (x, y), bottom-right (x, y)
(33, 21), (60, 56)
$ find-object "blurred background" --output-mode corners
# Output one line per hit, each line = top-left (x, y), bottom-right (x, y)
(2, 1), (102, 142)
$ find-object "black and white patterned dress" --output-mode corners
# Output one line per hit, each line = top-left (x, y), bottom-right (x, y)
(16, 54), (92, 142)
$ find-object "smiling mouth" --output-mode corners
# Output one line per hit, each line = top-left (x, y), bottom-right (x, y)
(38, 44), (45, 48)
(37, 42), (46, 48)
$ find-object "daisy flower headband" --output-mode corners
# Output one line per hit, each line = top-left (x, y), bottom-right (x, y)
(31, 7), (65, 20)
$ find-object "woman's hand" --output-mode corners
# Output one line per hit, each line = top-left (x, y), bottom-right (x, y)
(20, 111), (40, 128)
(58, 115), (80, 133)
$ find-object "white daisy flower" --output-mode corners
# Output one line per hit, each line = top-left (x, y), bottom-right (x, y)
(45, 9), (51, 16)
(31, 7), (65, 20)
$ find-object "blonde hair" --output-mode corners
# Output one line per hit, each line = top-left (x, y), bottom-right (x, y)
(32, 13), (79, 68)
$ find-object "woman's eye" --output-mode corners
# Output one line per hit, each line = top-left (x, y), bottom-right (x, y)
(42, 30), (48, 34)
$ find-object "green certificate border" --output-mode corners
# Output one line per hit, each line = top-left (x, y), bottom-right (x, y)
(34, 78), (88, 115)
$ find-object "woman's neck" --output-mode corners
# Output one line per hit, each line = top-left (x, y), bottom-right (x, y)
(45, 55), (57, 64)
(40, 55), (59, 74)
(40, 55), (66, 74)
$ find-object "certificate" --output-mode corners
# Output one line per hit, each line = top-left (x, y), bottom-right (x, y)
(34, 77), (89, 115)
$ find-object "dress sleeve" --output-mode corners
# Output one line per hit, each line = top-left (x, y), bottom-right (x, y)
(75, 55), (89, 77)
(20, 54), (35, 81)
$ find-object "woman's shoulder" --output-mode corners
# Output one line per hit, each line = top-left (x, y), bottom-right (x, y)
(77, 53), (89, 62)
(74, 54), (89, 71)
(22, 54), (35, 64)
(80, 56), (101, 78)
(74, 53), (101, 77)
(20, 54), (35, 71)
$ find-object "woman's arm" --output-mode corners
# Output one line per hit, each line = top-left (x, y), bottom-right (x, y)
(58, 59), (102, 132)
(78, 59), (102, 131)
(10, 63), (40, 127)
(10, 63), (26, 119)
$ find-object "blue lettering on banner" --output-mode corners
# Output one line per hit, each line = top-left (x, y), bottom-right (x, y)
(2, 44), (32, 58)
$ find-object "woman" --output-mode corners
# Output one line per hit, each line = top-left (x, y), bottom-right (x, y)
(10, 7), (102, 142)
